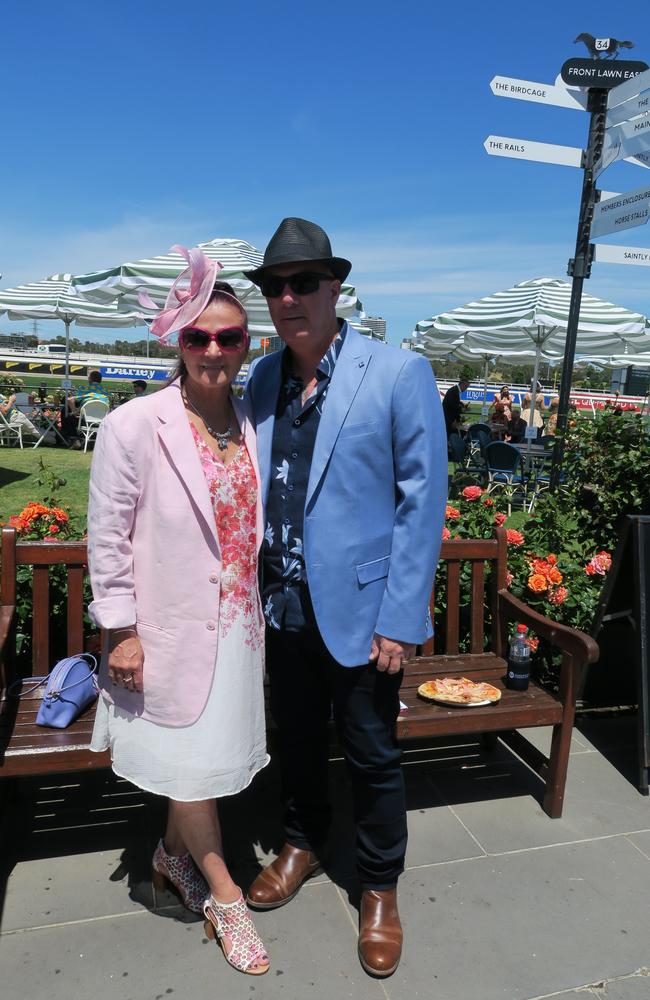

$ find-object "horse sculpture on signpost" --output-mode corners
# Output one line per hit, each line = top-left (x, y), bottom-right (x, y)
(574, 33), (635, 60)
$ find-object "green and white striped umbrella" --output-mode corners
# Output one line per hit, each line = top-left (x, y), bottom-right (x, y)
(72, 238), (362, 337)
(0, 273), (145, 376)
(418, 277), (647, 360)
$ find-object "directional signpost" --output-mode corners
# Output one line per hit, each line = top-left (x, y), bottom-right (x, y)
(594, 244), (650, 266)
(591, 184), (650, 238)
(483, 136), (583, 167)
(485, 46), (650, 489)
(490, 74), (588, 110)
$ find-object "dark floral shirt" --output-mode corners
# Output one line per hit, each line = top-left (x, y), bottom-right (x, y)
(261, 324), (347, 631)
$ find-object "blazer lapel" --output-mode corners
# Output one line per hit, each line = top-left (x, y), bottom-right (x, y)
(156, 383), (219, 549)
(248, 351), (283, 503)
(306, 327), (371, 506)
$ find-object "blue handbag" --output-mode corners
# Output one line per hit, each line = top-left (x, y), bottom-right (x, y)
(36, 654), (99, 728)
(8, 654), (99, 728)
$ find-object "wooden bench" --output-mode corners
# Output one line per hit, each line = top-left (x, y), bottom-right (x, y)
(0, 526), (599, 817)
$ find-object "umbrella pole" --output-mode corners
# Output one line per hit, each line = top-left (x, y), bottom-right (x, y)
(482, 357), (489, 418)
(526, 346), (541, 471)
(64, 318), (71, 417)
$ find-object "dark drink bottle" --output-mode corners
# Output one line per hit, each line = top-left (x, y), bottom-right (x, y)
(506, 624), (530, 691)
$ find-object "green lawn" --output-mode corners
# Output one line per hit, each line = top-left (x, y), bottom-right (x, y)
(0, 448), (92, 524)
(1, 446), (528, 534)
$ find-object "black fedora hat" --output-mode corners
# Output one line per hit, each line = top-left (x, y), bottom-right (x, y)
(244, 217), (352, 284)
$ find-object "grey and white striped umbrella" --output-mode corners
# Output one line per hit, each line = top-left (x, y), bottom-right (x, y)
(418, 277), (647, 359)
(72, 238), (362, 337)
(0, 273), (145, 377)
(416, 277), (649, 433)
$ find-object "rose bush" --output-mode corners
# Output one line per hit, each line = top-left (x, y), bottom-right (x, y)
(2, 460), (90, 667)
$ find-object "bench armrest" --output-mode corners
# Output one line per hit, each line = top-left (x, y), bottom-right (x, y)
(0, 604), (14, 656)
(498, 589), (599, 665)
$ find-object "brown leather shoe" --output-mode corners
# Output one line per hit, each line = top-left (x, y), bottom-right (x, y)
(246, 844), (322, 910)
(358, 888), (403, 978)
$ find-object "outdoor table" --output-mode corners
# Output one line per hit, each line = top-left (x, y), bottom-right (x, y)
(25, 403), (69, 449)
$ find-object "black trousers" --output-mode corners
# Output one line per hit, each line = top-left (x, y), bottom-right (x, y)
(265, 626), (407, 890)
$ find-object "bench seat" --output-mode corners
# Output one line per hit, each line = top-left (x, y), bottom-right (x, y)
(0, 526), (599, 818)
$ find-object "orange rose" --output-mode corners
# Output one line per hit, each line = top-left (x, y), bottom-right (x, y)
(462, 485), (483, 501)
(445, 505), (461, 520)
(547, 555), (558, 565)
(548, 568), (563, 585)
(585, 564), (597, 576)
(506, 529), (524, 547)
(442, 527), (451, 541)
(528, 574), (548, 593)
(494, 513), (507, 527)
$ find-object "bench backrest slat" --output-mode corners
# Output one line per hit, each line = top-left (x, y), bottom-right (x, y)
(470, 560), (486, 653)
(32, 565), (51, 675)
(445, 560), (461, 654)
(1, 527), (510, 678)
(66, 566), (86, 655)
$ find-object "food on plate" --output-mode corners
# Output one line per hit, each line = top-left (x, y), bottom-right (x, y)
(417, 676), (501, 705)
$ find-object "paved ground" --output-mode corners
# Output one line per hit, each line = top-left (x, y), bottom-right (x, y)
(1, 715), (649, 1000)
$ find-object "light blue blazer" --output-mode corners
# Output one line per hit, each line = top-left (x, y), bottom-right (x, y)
(246, 324), (448, 667)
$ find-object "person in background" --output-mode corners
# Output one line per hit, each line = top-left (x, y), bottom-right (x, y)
(489, 385), (513, 421)
(521, 392), (545, 434)
(504, 405), (527, 443)
(61, 371), (111, 448)
(132, 379), (148, 397)
(0, 392), (39, 439)
(545, 396), (560, 435)
(442, 377), (470, 437)
(71, 370), (111, 410)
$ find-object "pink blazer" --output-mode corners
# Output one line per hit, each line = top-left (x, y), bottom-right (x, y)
(87, 380), (264, 726)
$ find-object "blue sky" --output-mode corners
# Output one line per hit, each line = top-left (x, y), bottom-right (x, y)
(1, 1), (649, 346)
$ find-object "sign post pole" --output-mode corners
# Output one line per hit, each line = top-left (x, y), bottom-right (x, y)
(550, 88), (608, 490)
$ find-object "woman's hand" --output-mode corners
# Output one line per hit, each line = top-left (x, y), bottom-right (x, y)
(108, 627), (144, 693)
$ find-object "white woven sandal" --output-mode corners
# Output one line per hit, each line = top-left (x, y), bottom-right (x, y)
(203, 893), (270, 975)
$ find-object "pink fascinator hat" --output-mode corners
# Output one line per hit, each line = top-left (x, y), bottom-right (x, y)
(142, 246), (222, 342)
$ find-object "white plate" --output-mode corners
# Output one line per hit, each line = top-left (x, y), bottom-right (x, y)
(429, 696), (494, 708)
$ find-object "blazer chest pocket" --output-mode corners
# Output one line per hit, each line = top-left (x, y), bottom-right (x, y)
(339, 420), (377, 440)
(356, 555), (390, 585)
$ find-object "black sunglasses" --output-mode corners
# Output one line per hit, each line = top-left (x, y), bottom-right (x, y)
(259, 271), (335, 298)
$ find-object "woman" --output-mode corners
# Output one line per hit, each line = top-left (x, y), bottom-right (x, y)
(521, 392), (545, 432)
(489, 385), (512, 421)
(546, 396), (560, 435)
(88, 248), (270, 976)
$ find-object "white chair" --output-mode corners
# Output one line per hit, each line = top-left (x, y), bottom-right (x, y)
(0, 409), (24, 447)
(77, 399), (110, 452)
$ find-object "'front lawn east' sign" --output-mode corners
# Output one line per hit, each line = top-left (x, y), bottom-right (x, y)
(561, 58), (649, 90)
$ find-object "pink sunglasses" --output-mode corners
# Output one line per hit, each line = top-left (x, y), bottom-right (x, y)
(179, 325), (250, 353)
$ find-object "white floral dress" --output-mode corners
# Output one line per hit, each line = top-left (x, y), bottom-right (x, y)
(91, 427), (269, 801)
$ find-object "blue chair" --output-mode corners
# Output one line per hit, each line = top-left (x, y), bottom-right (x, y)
(448, 432), (485, 487)
(484, 442), (529, 515)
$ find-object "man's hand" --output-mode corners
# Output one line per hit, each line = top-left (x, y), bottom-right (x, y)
(107, 627), (144, 693)
(369, 634), (416, 674)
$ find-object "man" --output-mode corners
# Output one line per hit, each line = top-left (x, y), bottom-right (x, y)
(505, 405), (527, 443)
(131, 379), (147, 397)
(72, 370), (110, 410)
(62, 371), (110, 448)
(442, 376), (470, 437)
(245, 218), (447, 977)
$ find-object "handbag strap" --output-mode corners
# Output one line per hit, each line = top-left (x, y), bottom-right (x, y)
(7, 654), (98, 699)
(47, 654), (98, 696)
(6, 675), (48, 697)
